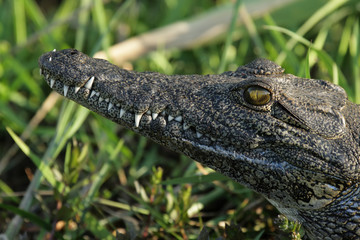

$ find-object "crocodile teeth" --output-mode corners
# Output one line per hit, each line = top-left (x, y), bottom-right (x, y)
(50, 79), (55, 88)
(46, 74), (49, 79)
(63, 85), (69, 97)
(39, 68), (42, 75)
(85, 76), (95, 90)
(74, 86), (81, 93)
(108, 102), (113, 111)
(105, 98), (109, 102)
(183, 123), (190, 130)
(196, 132), (203, 138)
(49, 57), (52, 62)
(175, 116), (182, 122)
(119, 108), (126, 118)
(52, 49), (56, 52)
(152, 113), (158, 120)
(168, 115), (174, 122)
(90, 90), (97, 98)
(99, 97), (103, 102)
(135, 113), (143, 127)
(146, 110), (151, 115)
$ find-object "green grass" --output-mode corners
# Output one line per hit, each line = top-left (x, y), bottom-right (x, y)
(0, 0), (359, 239)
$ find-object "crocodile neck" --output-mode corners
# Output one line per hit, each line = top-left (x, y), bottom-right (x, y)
(300, 183), (360, 239)
(38, 49), (360, 239)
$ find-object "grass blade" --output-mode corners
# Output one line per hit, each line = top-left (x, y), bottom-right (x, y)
(0, 203), (52, 231)
(13, 0), (27, 44)
(276, 0), (349, 64)
(6, 127), (67, 192)
(218, 0), (242, 73)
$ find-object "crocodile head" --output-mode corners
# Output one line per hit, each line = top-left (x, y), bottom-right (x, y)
(39, 49), (360, 238)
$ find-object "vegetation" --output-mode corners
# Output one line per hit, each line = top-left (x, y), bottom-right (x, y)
(0, 0), (359, 239)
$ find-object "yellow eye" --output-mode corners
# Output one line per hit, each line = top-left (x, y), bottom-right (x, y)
(244, 86), (271, 106)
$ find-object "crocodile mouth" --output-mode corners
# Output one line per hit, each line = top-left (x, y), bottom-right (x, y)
(41, 57), (350, 181)
(39, 49), (344, 176)
(39, 58), (222, 148)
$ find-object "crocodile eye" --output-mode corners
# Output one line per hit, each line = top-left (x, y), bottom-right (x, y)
(244, 86), (271, 106)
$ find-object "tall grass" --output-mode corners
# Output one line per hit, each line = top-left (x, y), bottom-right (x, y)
(0, 0), (359, 239)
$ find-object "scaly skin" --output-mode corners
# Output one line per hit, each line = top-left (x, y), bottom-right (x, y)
(39, 49), (360, 239)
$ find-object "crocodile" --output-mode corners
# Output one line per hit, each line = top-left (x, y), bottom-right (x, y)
(38, 49), (360, 239)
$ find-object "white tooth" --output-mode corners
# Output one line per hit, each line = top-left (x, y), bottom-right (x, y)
(105, 98), (109, 102)
(211, 137), (216, 141)
(99, 97), (103, 102)
(39, 68), (42, 75)
(90, 91), (97, 98)
(116, 103), (120, 107)
(52, 49), (56, 52)
(74, 86), (81, 93)
(152, 113), (158, 120)
(146, 110), (151, 115)
(63, 85), (69, 97)
(50, 79), (55, 88)
(119, 108), (126, 118)
(108, 102), (113, 111)
(85, 76), (95, 90)
(175, 116), (182, 122)
(96, 92), (100, 96)
(196, 132), (203, 138)
(46, 74), (49, 79)
(135, 113), (143, 127)
(49, 57), (52, 62)
(168, 115), (174, 122)
(183, 123), (190, 130)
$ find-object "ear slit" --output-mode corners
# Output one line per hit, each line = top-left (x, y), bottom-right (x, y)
(272, 102), (309, 130)
(277, 95), (346, 139)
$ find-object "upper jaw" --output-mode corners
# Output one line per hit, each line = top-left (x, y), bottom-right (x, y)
(38, 50), (231, 147)
(38, 49), (101, 87)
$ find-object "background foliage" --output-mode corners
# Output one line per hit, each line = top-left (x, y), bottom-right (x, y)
(0, 0), (359, 239)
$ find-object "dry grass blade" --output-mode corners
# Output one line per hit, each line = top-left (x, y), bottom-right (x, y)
(94, 0), (296, 65)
